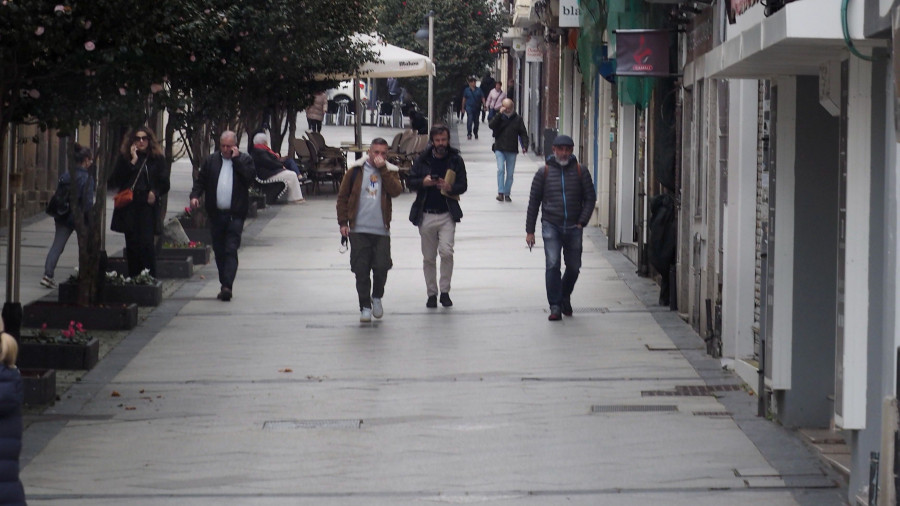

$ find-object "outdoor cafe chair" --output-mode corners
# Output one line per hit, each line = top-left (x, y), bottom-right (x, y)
(305, 139), (344, 194)
(376, 101), (394, 127)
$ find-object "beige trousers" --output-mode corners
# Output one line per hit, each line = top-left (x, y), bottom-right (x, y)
(418, 212), (456, 296)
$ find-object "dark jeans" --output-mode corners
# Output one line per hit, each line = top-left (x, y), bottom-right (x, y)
(349, 232), (392, 310)
(209, 213), (244, 290)
(541, 221), (583, 307)
(124, 202), (157, 277)
(307, 119), (322, 133)
(465, 108), (479, 136)
(283, 157), (301, 176)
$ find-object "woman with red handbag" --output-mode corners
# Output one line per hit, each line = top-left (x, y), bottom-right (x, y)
(110, 127), (170, 277)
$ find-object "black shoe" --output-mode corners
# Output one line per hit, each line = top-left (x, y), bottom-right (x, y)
(496, 194), (504, 202)
(218, 287), (233, 302)
(439, 292), (453, 307)
(548, 306), (562, 321)
(504, 195), (511, 202)
(426, 295), (437, 308)
(467, 134), (472, 140)
(561, 298), (573, 316)
(474, 133), (478, 139)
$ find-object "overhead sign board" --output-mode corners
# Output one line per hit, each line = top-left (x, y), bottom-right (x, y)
(526, 38), (543, 62)
(559, 0), (581, 28)
(614, 30), (673, 77)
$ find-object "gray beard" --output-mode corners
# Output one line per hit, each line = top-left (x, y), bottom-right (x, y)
(556, 155), (571, 167)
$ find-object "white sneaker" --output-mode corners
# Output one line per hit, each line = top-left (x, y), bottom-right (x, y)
(360, 308), (372, 322)
(372, 298), (383, 319)
(40, 276), (56, 288)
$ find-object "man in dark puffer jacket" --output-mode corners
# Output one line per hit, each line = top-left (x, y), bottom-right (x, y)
(525, 135), (596, 321)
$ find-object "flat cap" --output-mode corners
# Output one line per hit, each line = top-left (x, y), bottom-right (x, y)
(552, 135), (574, 147)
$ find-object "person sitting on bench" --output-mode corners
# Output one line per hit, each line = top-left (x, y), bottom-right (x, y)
(251, 133), (306, 204)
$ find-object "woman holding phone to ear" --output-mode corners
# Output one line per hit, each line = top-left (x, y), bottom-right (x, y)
(110, 127), (170, 278)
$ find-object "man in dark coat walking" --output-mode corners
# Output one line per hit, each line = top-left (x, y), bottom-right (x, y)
(190, 131), (256, 301)
(407, 124), (468, 308)
(526, 135), (596, 321)
(489, 98), (528, 202)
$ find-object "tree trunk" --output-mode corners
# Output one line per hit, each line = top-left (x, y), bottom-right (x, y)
(286, 109), (298, 159)
(73, 124), (115, 306)
(270, 107), (287, 152)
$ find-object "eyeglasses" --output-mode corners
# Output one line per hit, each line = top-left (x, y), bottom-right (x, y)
(134, 135), (149, 141)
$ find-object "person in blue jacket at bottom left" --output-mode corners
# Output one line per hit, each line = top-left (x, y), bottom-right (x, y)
(0, 326), (26, 505)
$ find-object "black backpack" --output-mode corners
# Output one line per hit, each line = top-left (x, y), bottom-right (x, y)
(45, 176), (72, 219)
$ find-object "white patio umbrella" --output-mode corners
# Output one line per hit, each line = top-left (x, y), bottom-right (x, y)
(316, 34), (435, 147)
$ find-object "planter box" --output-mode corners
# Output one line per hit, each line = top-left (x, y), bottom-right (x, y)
(21, 368), (56, 406)
(24, 301), (139, 330)
(19, 338), (100, 370)
(183, 227), (212, 246)
(158, 245), (211, 265)
(177, 216), (212, 245)
(107, 256), (193, 279)
(58, 281), (163, 307)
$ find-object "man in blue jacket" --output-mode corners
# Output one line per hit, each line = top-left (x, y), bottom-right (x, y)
(525, 135), (596, 321)
(459, 77), (484, 140)
(190, 131), (257, 302)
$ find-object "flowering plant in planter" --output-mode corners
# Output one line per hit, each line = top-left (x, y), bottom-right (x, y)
(25, 321), (93, 345)
(105, 268), (157, 286)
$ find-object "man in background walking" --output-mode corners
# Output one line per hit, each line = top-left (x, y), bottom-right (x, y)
(489, 98), (527, 202)
(460, 77), (484, 140)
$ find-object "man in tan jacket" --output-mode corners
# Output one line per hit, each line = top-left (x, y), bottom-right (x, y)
(336, 138), (403, 322)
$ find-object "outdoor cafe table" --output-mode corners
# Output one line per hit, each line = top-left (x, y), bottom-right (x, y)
(341, 142), (370, 160)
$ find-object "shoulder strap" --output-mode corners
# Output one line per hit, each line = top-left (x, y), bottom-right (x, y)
(129, 158), (148, 191)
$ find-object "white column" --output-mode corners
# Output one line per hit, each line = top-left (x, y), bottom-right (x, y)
(770, 77), (796, 390)
(616, 104), (636, 246)
(722, 79), (759, 363)
(836, 56), (872, 430)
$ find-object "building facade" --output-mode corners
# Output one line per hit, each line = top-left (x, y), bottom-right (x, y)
(502, 0), (900, 501)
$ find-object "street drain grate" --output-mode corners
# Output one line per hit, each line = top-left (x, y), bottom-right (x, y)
(263, 419), (362, 430)
(693, 411), (733, 417)
(590, 405), (678, 413)
(642, 384), (744, 397)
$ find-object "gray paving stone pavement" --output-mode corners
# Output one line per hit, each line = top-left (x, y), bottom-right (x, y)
(3, 121), (848, 504)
